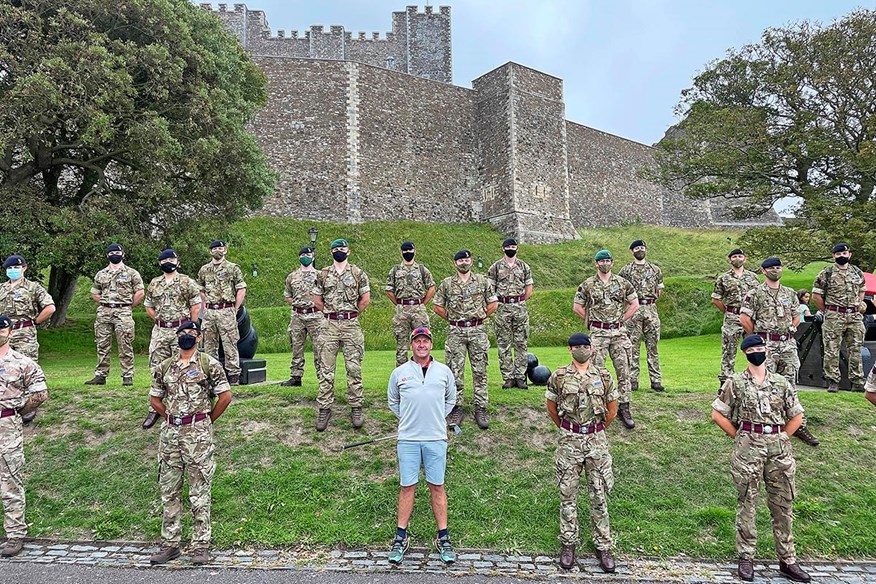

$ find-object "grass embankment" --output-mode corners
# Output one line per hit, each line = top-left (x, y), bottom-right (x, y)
(24, 335), (876, 558)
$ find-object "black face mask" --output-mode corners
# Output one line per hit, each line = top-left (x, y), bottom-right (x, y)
(108, 255), (123, 265)
(178, 334), (197, 350)
(633, 251), (646, 260)
(332, 251), (348, 262)
(746, 352), (767, 366)
(160, 262), (178, 273)
(835, 256), (850, 266)
(504, 249), (517, 258)
(402, 252), (415, 262)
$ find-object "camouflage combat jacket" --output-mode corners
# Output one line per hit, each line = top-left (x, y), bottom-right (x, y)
(284, 268), (319, 309)
(712, 369), (803, 426)
(546, 364), (618, 425)
(573, 274), (637, 323)
(433, 273), (497, 321)
(812, 264), (865, 307)
(741, 283), (797, 333)
(90, 265), (144, 305)
(0, 349), (48, 413)
(149, 350), (230, 416)
(198, 259), (247, 304)
(487, 258), (533, 298)
(618, 261), (663, 301)
(711, 269), (760, 308)
(313, 264), (370, 313)
(144, 273), (201, 321)
(0, 279), (54, 322)
(385, 262), (435, 300)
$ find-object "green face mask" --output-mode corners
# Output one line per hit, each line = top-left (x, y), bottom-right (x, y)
(571, 347), (591, 364)
(299, 256), (313, 266)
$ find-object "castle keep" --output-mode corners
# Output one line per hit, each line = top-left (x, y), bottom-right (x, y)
(203, 4), (778, 242)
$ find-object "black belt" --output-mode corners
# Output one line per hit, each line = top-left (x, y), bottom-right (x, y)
(165, 412), (210, 426)
(561, 420), (605, 434)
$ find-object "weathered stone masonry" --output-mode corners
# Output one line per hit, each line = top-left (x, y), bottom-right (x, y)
(202, 4), (779, 242)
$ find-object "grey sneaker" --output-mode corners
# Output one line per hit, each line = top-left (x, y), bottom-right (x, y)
(435, 535), (457, 564)
(388, 536), (409, 565)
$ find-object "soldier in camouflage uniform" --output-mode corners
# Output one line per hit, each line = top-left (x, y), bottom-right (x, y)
(85, 244), (144, 387)
(711, 334), (811, 583)
(618, 240), (664, 392)
(573, 250), (639, 429)
(865, 362), (876, 407)
(280, 246), (324, 386)
(386, 241), (435, 367)
(740, 257), (819, 447)
(0, 314), (48, 558)
(712, 249), (760, 385)
(546, 333), (618, 573)
(198, 240), (247, 386)
(142, 250), (202, 429)
(148, 320), (232, 566)
(313, 239), (370, 432)
(433, 250), (498, 430)
(0, 255), (56, 363)
(812, 243), (867, 393)
(487, 238), (533, 389)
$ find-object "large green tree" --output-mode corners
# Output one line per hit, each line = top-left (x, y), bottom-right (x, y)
(651, 9), (876, 271)
(0, 0), (274, 324)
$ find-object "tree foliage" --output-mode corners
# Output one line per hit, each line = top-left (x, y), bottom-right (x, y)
(0, 0), (274, 323)
(651, 9), (876, 271)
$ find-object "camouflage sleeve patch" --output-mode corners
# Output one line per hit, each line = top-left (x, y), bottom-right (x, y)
(132, 269), (145, 291)
(188, 277), (202, 306)
(545, 372), (559, 402)
(234, 264), (247, 290)
(357, 268), (370, 295)
(432, 279), (447, 307)
(573, 283), (587, 306)
(36, 283), (55, 308)
(384, 265), (397, 292)
(23, 360), (48, 394)
(523, 261), (533, 286)
(712, 378), (735, 417)
(781, 378), (804, 419)
(423, 266), (436, 289)
(283, 274), (294, 298)
(711, 274), (724, 300)
(484, 278), (498, 304)
(149, 365), (167, 398)
(623, 278), (637, 302)
(811, 268), (827, 296)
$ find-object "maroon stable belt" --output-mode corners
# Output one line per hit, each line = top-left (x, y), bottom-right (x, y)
(498, 294), (526, 304)
(166, 412), (209, 426)
(398, 299), (424, 306)
(156, 319), (185, 329)
(590, 321), (622, 330)
(293, 306), (319, 314)
(206, 302), (234, 310)
(739, 421), (784, 434)
(640, 298), (657, 305)
(449, 319), (483, 327)
(725, 306), (741, 315)
(825, 305), (857, 314)
(100, 303), (131, 308)
(561, 420), (605, 434)
(0, 408), (16, 419)
(11, 320), (34, 330)
(326, 311), (359, 320)
(757, 331), (793, 342)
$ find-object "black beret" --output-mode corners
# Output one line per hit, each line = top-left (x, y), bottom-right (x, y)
(3, 255), (26, 268)
(209, 240), (226, 249)
(761, 257), (782, 268)
(629, 239), (646, 250)
(106, 243), (123, 254)
(832, 243), (850, 253)
(740, 334), (766, 351)
(454, 250), (472, 261)
(568, 332), (591, 347)
(0, 314), (11, 329)
(502, 238), (517, 247)
(157, 249), (178, 261)
(176, 320), (202, 334)
(400, 241), (415, 251)
(298, 246), (314, 255)
(728, 248), (744, 257)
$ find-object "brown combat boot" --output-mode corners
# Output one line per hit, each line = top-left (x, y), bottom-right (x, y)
(122, 376), (133, 386)
(793, 426), (820, 447)
(84, 376), (106, 385)
(351, 407), (364, 429)
(316, 408), (332, 432)
(502, 379), (516, 389)
(280, 376), (302, 387)
(149, 546), (181, 565)
(227, 374), (239, 386)
(446, 405), (464, 426)
(651, 382), (665, 392)
(474, 405), (489, 429)
(21, 411), (36, 424)
(779, 561), (811, 582)
(851, 382), (865, 392)
(0, 538), (23, 557)
(516, 378), (528, 389)
(618, 403), (636, 429)
(559, 544), (575, 570)
(738, 557), (754, 581)
(827, 381), (839, 393)
(191, 547), (211, 566)
(595, 549), (615, 573)
(142, 411), (159, 430)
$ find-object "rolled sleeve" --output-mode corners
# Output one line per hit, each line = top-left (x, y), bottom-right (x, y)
(711, 397), (732, 417)
(573, 285), (587, 306)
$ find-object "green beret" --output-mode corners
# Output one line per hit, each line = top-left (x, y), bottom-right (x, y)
(330, 238), (349, 249)
(594, 249), (612, 261)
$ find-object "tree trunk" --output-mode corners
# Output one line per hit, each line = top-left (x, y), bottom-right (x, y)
(47, 266), (79, 327)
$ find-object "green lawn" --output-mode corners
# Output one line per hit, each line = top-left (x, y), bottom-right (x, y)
(21, 335), (876, 559)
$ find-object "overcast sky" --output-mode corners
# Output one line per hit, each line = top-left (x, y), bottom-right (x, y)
(204, 0), (870, 146)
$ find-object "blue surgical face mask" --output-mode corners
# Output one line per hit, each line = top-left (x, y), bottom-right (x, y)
(6, 268), (23, 280)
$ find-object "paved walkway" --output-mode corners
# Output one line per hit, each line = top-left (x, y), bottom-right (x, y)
(3, 540), (876, 582)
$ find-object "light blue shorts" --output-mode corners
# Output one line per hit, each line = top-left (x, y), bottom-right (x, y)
(397, 440), (447, 487)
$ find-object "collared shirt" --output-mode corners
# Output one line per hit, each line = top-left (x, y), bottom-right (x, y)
(284, 268), (319, 309)
(432, 273), (497, 321)
(487, 258), (533, 297)
(0, 279), (55, 321)
(387, 357), (456, 441)
(90, 265), (144, 304)
(813, 264), (866, 307)
(198, 259), (247, 304)
(313, 264), (370, 313)
(618, 261), (664, 300)
(741, 283), (797, 334)
(711, 269), (760, 307)
(546, 363), (618, 424)
(385, 262), (435, 300)
(149, 350), (230, 416)
(712, 369), (803, 425)
(573, 273), (637, 323)
(144, 273), (201, 321)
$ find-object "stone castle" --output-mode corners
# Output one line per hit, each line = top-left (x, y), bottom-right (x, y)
(202, 3), (779, 242)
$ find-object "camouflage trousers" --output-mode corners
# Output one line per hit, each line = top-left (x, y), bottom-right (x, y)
(317, 318), (364, 408)
(158, 419), (216, 547)
(203, 307), (240, 376)
(590, 330), (632, 404)
(392, 304), (430, 366)
(765, 339), (809, 430)
(494, 303), (530, 383)
(149, 325), (181, 413)
(10, 327), (38, 362)
(555, 430), (614, 549)
(720, 313), (745, 382)
(445, 324), (490, 408)
(627, 304), (661, 385)
(822, 311), (866, 384)
(730, 432), (797, 563)
(94, 306), (135, 378)
(0, 420), (26, 539)
(288, 312), (325, 379)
